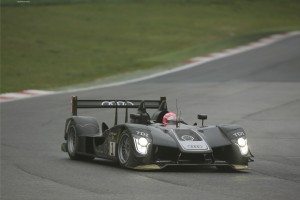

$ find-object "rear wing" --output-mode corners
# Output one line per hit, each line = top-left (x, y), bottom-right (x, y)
(71, 96), (166, 116)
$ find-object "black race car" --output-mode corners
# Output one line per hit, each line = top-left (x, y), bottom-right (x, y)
(61, 96), (253, 170)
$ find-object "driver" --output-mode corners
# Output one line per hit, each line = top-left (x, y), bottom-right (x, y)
(162, 112), (177, 125)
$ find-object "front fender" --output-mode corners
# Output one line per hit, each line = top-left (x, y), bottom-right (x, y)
(218, 124), (247, 140)
(64, 116), (100, 139)
(218, 124), (252, 158)
(125, 124), (177, 148)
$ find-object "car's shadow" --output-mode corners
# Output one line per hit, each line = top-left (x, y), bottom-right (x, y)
(84, 158), (249, 174)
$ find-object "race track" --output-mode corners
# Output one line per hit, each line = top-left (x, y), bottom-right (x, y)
(2, 35), (300, 200)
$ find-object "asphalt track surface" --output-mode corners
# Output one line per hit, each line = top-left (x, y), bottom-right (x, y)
(2, 35), (300, 200)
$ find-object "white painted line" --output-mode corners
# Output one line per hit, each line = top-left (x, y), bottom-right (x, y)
(1, 31), (300, 103)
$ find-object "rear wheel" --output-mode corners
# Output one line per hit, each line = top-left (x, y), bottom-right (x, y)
(118, 131), (135, 168)
(67, 123), (94, 161)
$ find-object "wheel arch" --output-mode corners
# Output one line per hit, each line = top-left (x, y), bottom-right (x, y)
(217, 124), (252, 165)
(64, 116), (100, 140)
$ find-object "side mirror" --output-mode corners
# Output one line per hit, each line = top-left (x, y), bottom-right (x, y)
(197, 114), (207, 127)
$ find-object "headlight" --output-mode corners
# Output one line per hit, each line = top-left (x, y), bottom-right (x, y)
(240, 145), (249, 156)
(237, 138), (247, 147)
(138, 137), (148, 147)
(236, 138), (249, 156)
(133, 137), (149, 155)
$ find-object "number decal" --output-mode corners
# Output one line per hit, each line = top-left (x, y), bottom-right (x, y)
(109, 142), (116, 156)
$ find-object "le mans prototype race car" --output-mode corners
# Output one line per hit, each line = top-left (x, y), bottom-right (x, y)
(61, 96), (253, 170)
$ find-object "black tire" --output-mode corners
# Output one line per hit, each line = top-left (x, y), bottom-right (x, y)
(67, 123), (94, 161)
(117, 131), (135, 168)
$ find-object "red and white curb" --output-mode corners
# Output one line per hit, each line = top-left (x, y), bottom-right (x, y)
(1, 31), (299, 102)
(0, 90), (54, 103)
(185, 31), (300, 64)
(67, 31), (299, 93)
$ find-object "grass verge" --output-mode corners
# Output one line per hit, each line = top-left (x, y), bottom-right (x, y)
(1, 0), (300, 93)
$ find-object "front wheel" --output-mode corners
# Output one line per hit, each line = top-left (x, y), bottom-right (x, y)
(117, 131), (135, 168)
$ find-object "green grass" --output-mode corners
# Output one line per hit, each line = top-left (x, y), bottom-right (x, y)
(1, 0), (300, 93)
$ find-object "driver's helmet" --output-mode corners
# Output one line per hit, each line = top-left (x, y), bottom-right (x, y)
(162, 112), (177, 125)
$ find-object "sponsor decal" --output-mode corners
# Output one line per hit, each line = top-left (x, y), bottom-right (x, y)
(136, 131), (149, 138)
(101, 101), (134, 106)
(233, 131), (245, 137)
(187, 145), (203, 149)
(181, 135), (194, 141)
(109, 132), (117, 141)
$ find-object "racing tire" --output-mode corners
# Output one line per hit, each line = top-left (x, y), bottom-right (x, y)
(117, 131), (135, 168)
(67, 123), (94, 161)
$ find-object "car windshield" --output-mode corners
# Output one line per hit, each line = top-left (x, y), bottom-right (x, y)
(166, 116), (185, 125)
